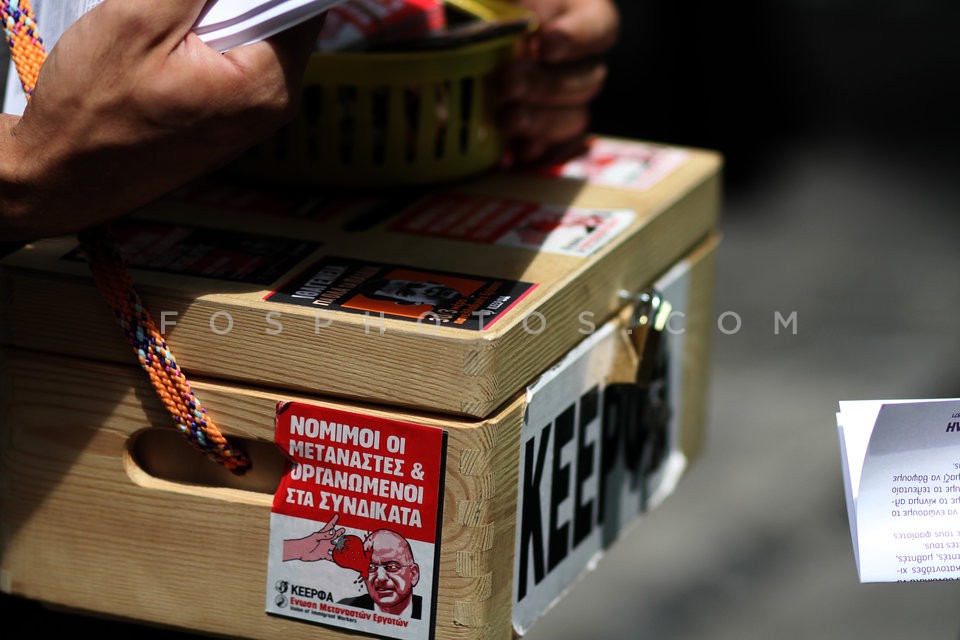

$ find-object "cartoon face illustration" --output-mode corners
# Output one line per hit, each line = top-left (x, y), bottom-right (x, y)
(363, 530), (420, 614)
(362, 278), (461, 306)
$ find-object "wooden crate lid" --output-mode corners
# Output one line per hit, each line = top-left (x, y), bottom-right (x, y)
(0, 136), (721, 417)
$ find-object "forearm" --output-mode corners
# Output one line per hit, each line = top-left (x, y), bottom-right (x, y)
(0, 111), (136, 243)
(0, 113), (42, 242)
(0, 1), (323, 244)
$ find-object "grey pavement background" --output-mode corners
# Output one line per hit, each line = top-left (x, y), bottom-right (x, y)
(4, 1), (960, 638)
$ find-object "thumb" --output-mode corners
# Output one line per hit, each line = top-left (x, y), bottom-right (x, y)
(95, 0), (216, 48)
(537, 0), (620, 64)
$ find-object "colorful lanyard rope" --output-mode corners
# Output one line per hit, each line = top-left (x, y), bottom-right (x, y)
(1, 0), (44, 96)
(2, 0), (251, 473)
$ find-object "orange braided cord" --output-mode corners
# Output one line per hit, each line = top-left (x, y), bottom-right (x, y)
(2, 0), (46, 96)
(79, 226), (252, 473)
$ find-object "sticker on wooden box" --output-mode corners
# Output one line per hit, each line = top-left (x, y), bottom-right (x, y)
(537, 137), (689, 190)
(266, 401), (447, 640)
(390, 193), (635, 256)
(265, 256), (537, 330)
(62, 220), (319, 285)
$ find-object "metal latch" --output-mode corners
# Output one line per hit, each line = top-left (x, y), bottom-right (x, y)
(612, 287), (674, 508)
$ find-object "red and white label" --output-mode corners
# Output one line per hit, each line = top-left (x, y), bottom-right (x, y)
(391, 193), (635, 257)
(266, 401), (446, 639)
(538, 137), (689, 191)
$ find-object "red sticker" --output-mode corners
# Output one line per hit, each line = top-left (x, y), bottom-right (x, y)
(266, 401), (447, 639)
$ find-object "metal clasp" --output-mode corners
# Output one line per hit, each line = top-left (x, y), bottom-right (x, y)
(626, 288), (671, 389)
(615, 287), (674, 507)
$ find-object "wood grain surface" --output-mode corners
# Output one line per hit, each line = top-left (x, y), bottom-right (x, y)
(0, 138), (720, 417)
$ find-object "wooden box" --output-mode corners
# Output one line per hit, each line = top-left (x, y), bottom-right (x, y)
(0, 136), (721, 639)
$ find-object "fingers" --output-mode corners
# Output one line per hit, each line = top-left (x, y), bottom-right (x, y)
(537, 0), (620, 64)
(500, 57), (607, 108)
(500, 102), (589, 141)
(494, 0), (618, 168)
(315, 526), (344, 541)
(497, 55), (603, 149)
(318, 513), (340, 534)
(217, 13), (325, 121)
(500, 102), (590, 168)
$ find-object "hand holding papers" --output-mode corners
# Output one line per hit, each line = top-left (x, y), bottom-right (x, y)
(5, 0), (346, 114)
(837, 399), (960, 583)
(1, 0), (339, 241)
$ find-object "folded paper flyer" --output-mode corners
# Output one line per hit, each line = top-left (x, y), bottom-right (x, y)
(837, 398), (960, 583)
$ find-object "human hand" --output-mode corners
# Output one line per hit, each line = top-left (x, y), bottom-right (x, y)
(282, 515), (347, 562)
(0, 0), (324, 242)
(495, 0), (619, 167)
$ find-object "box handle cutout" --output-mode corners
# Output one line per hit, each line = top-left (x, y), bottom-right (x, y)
(127, 428), (288, 496)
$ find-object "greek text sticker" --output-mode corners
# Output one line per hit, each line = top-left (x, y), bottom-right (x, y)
(266, 401), (447, 640)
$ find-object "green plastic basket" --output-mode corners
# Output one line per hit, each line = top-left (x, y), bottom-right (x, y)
(233, 0), (535, 187)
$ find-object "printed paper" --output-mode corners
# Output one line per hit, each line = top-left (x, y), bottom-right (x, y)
(837, 398), (960, 582)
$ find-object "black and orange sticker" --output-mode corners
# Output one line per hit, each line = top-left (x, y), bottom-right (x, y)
(264, 256), (536, 331)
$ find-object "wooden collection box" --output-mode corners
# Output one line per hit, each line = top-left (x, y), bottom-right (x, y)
(0, 136), (721, 639)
